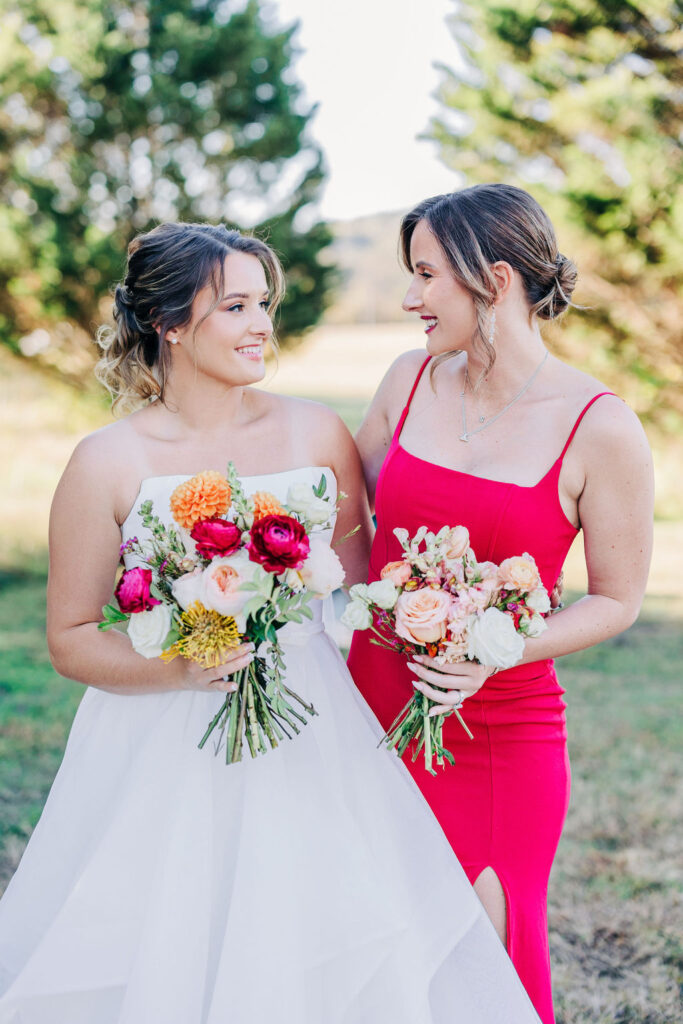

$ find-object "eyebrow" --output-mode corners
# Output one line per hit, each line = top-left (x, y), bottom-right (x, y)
(222, 291), (270, 300)
(415, 261), (437, 270)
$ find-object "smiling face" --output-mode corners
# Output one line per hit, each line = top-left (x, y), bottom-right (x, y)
(402, 219), (478, 355)
(169, 251), (273, 386)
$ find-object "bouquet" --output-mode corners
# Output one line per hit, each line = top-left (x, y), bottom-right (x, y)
(100, 465), (345, 763)
(342, 524), (551, 774)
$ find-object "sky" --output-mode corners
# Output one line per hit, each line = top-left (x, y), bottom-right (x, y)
(269, 0), (466, 221)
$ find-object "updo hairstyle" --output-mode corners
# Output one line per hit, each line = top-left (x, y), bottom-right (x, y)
(400, 183), (578, 380)
(96, 222), (285, 411)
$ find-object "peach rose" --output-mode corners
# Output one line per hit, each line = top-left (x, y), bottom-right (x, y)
(442, 525), (470, 561)
(394, 588), (452, 645)
(498, 554), (541, 593)
(380, 560), (412, 587)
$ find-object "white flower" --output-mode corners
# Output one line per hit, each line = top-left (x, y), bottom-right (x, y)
(286, 482), (332, 526)
(521, 613), (547, 638)
(282, 568), (305, 592)
(466, 607), (525, 669)
(300, 538), (345, 598)
(348, 582), (370, 601)
(340, 599), (373, 631)
(171, 567), (203, 610)
(367, 578), (399, 609)
(128, 604), (172, 659)
(526, 587), (551, 614)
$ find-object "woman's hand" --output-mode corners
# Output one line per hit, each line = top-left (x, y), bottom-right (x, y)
(409, 655), (496, 716)
(170, 642), (255, 694)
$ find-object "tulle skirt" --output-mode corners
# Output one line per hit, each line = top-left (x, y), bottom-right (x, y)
(0, 619), (539, 1023)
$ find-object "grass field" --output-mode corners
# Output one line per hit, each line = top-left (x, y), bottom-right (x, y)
(1, 330), (682, 1021)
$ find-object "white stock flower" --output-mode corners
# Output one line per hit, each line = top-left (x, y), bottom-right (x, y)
(466, 607), (525, 670)
(367, 578), (399, 609)
(340, 599), (373, 631)
(526, 587), (551, 614)
(300, 537), (345, 598)
(286, 482), (332, 526)
(128, 604), (172, 659)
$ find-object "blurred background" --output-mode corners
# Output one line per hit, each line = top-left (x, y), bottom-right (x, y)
(0, 1), (681, 1020)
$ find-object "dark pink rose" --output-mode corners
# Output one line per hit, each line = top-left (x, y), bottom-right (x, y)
(247, 515), (310, 574)
(190, 517), (242, 559)
(115, 567), (161, 613)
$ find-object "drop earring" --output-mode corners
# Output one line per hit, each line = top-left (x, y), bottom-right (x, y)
(488, 307), (496, 348)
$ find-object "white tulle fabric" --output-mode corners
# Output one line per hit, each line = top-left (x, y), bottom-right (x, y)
(0, 467), (539, 1023)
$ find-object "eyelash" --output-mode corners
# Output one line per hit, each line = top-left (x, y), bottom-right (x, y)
(419, 271), (433, 280)
(225, 300), (270, 313)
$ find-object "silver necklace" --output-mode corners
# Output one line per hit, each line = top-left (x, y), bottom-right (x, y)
(459, 351), (549, 443)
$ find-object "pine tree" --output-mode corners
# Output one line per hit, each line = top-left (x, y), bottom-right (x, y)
(429, 0), (682, 422)
(0, 0), (334, 381)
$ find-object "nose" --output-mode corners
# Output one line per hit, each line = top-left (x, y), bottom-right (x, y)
(250, 306), (272, 338)
(402, 277), (423, 312)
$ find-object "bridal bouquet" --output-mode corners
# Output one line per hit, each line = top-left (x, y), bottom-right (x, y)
(100, 465), (344, 763)
(342, 525), (550, 774)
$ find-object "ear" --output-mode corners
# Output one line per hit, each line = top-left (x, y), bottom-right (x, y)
(489, 261), (514, 299)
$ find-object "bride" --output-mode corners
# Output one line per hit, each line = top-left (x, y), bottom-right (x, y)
(0, 221), (540, 1023)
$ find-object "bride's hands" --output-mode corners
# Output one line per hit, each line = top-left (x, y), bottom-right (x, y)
(170, 642), (255, 694)
(408, 656), (497, 717)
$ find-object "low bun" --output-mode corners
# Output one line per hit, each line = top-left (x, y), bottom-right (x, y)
(533, 252), (578, 321)
(95, 222), (285, 413)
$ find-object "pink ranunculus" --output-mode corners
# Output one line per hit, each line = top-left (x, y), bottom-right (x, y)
(190, 516), (242, 560)
(115, 567), (161, 614)
(394, 587), (452, 645)
(247, 514), (310, 574)
(455, 586), (490, 615)
(380, 560), (412, 587)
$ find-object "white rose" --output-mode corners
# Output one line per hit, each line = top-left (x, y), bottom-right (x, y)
(128, 604), (173, 659)
(466, 607), (525, 670)
(171, 567), (203, 610)
(299, 537), (345, 598)
(521, 613), (547, 638)
(348, 582), (370, 601)
(340, 599), (373, 631)
(367, 578), (399, 609)
(526, 587), (551, 614)
(286, 482), (332, 526)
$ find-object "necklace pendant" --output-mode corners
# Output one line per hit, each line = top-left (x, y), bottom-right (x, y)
(459, 432), (469, 443)
(478, 415), (485, 423)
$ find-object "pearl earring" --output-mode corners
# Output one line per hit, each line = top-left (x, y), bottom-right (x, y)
(168, 336), (178, 345)
(488, 307), (496, 348)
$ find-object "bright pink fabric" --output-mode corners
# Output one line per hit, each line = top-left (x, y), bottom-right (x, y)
(348, 356), (617, 1023)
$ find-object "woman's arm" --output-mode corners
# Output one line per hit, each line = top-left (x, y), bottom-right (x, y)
(410, 399), (654, 709)
(354, 350), (426, 513)
(46, 437), (253, 696)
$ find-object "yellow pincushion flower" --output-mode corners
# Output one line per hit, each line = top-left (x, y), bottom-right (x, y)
(161, 602), (242, 668)
(251, 490), (285, 522)
(170, 470), (231, 530)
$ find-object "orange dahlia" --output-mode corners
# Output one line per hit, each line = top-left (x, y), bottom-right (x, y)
(170, 470), (231, 530)
(251, 490), (285, 521)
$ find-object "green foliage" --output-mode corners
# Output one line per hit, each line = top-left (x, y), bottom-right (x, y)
(430, 0), (682, 422)
(0, 0), (334, 382)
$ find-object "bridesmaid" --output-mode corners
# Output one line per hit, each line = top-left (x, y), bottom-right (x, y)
(347, 183), (654, 1024)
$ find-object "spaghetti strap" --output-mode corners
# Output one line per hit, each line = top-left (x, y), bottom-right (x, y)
(393, 356), (431, 444)
(559, 391), (618, 460)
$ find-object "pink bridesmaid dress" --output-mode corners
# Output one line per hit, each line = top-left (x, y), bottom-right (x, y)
(348, 356), (616, 1024)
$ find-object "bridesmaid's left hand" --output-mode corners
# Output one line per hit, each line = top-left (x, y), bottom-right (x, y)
(408, 656), (496, 717)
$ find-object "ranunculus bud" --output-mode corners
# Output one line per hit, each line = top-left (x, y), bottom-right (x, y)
(190, 517), (242, 560)
(247, 515), (310, 574)
(115, 567), (161, 614)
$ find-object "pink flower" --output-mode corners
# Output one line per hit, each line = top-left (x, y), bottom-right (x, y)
(442, 525), (470, 561)
(380, 560), (412, 587)
(115, 567), (161, 614)
(498, 553), (541, 593)
(394, 587), (452, 645)
(247, 514), (310, 574)
(190, 517), (242, 560)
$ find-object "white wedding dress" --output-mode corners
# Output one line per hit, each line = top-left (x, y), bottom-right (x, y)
(0, 467), (539, 1023)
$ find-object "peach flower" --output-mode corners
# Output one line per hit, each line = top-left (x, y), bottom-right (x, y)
(498, 553), (541, 593)
(170, 471), (231, 530)
(394, 588), (452, 645)
(251, 490), (285, 521)
(380, 560), (412, 587)
(442, 525), (470, 561)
